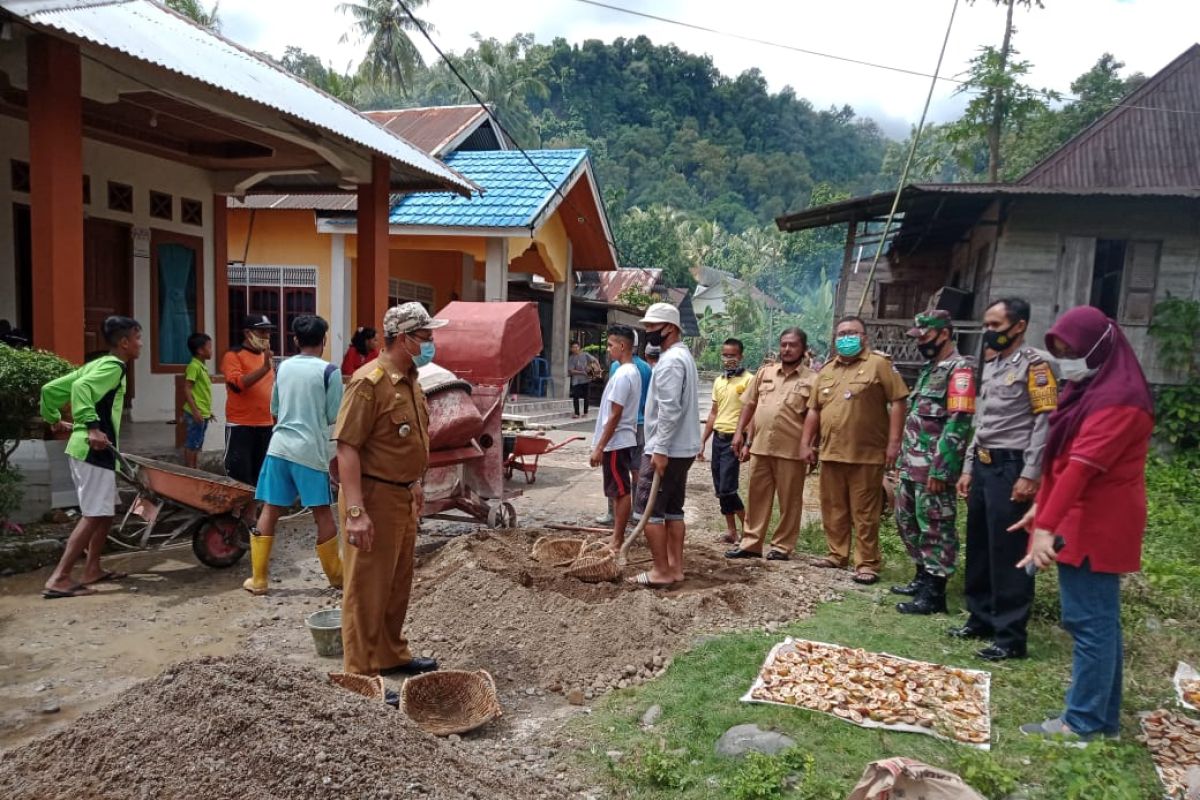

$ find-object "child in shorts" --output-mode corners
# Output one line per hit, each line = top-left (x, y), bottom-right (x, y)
(181, 332), (213, 469)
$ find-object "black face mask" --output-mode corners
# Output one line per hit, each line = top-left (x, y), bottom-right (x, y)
(983, 324), (1019, 353)
(918, 334), (946, 361)
(645, 328), (666, 347)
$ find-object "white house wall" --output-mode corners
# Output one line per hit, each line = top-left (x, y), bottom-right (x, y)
(0, 115), (217, 423)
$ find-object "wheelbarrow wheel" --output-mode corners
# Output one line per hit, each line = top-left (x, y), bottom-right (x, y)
(486, 502), (517, 529)
(192, 514), (248, 568)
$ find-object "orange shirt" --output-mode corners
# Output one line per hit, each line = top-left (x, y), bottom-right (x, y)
(221, 347), (274, 426)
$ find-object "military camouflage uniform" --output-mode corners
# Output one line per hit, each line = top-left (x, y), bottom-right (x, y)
(895, 347), (976, 578)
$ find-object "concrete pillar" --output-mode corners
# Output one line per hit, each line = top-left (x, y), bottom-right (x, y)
(330, 233), (349, 358)
(356, 156), (390, 329)
(484, 239), (508, 302)
(550, 243), (574, 399)
(212, 194), (230, 357)
(28, 35), (84, 363)
(460, 253), (477, 301)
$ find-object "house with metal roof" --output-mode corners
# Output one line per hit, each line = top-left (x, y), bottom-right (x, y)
(776, 44), (1200, 383)
(0, 0), (472, 428)
(227, 123), (619, 398)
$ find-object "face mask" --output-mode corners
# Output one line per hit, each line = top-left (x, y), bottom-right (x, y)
(917, 333), (946, 361)
(835, 335), (863, 357)
(645, 328), (666, 347)
(1058, 324), (1111, 383)
(408, 336), (436, 368)
(247, 332), (269, 351)
(983, 324), (1019, 352)
(721, 356), (742, 374)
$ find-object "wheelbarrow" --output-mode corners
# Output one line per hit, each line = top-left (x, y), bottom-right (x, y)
(112, 452), (252, 568)
(503, 433), (584, 484)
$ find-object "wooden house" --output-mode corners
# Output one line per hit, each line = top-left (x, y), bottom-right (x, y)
(776, 45), (1200, 384)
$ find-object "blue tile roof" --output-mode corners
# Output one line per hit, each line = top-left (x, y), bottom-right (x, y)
(389, 149), (589, 229)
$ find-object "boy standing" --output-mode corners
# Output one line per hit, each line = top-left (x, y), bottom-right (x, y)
(181, 333), (213, 469)
(242, 315), (345, 595)
(39, 316), (142, 598)
(589, 326), (642, 553)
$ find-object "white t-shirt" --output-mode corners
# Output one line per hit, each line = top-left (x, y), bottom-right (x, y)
(592, 361), (641, 451)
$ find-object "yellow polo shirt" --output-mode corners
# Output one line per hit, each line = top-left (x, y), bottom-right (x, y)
(712, 370), (754, 434)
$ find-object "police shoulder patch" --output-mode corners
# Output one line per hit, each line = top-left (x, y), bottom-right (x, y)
(365, 367), (386, 385)
(947, 367), (976, 413)
(1027, 361), (1058, 413)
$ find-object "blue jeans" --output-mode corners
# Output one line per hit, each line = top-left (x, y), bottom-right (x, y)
(1058, 559), (1123, 735)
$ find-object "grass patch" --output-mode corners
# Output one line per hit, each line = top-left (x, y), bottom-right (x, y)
(574, 457), (1200, 798)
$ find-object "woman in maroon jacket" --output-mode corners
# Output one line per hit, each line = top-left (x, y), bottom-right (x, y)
(1012, 306), (1154, 743)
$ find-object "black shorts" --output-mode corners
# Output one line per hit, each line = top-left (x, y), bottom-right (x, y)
(601, 447), (634, 498)
(631, 425), (645, 466)
(633, 453), (694, 523)
(224, 425), (273, 487)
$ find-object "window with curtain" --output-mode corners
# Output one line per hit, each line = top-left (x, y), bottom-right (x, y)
(156, 242), (198, 366)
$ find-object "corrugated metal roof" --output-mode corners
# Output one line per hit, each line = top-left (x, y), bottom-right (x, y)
(365, 106), (492, 156)
(387, 149), (588, 228)
(1020, 44), (1200, 188)
(573, 269), (663, 303)
(1, 0), (474, 196)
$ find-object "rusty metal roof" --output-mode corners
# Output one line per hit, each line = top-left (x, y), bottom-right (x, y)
(1020, 44), (1200, 188)
(573, 269), (663, 303)
(1, 0), (474, 196)
(365, 106), (497, 156)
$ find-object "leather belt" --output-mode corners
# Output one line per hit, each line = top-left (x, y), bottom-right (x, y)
(975, 447), (1022, 465)
(714, 431), (735, 441)
(362, 473), (417, 489)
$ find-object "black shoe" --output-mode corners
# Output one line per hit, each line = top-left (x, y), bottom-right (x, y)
(381, 656), (439, 676)
(976, 643), (1027, 662)
(766, 550), (790, 561)
(890, 565), (926, 596)
(725, 548), (761, 559)
(948, 622), (993, 640)
(896, 575), (947, 615)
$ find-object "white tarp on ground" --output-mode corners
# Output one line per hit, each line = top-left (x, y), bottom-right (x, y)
(1176, 661), (1200, 712)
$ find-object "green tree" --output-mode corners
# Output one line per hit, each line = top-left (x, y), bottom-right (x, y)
(164, 0), (220, 30)
(276, 47), (362, 103)
(339, 0), (431, 94)
(613, 207), (694, 289)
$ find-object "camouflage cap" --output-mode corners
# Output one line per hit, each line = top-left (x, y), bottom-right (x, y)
(906, 309), (953, 338)
(382, 302), (448, 337)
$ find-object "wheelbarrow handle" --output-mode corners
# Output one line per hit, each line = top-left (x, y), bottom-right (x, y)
(618, 470), (660, 567)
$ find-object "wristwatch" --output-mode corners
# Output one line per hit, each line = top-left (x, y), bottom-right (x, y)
(346, 505), (365, 519)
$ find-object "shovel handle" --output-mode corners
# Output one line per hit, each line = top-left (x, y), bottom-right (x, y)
(618, 470), (661, 567)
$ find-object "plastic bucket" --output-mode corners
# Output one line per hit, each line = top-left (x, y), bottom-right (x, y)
(306, 608), (343, 658)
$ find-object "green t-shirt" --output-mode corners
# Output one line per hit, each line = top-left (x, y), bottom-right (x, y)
(40, 355), (126, 464)
(184, 357), (212, 418)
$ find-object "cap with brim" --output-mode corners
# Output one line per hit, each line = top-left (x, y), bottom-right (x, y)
(906, 310), (952, 338)
(244, 314), (277, 330)
(639, 302), (681, 329)
(383, 301), (449, 337)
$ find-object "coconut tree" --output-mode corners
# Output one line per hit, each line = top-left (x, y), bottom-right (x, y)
(338, 0), (432, 95)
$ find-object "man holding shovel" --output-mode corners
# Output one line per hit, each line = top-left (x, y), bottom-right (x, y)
(626, 303), (701, 588)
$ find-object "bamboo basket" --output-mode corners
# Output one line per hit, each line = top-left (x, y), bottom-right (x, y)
(328, 671), (386, 702)
(566, 541), (621, 583)
(531, 535), (584, 564)
(400, 669), (503, 736)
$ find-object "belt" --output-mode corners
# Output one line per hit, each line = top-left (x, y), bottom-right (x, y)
(974, 447), (1023, 465)
(362, 473), (417, 489)
(714, 431), (735, 441)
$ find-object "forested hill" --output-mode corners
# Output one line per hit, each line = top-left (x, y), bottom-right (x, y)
(522, 37), (887, 231)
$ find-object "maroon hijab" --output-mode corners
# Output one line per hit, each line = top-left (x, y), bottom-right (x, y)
(1042, 306), (1153, 465)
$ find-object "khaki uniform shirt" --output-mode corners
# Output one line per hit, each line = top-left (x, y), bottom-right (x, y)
(332, 353), (430, 482)
(808, 351), (910, 465)
(744, 363), (816, 460)
(963, 347), (1059, 481)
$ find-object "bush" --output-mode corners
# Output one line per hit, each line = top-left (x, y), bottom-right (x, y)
(0, 343), (73, 471)
(0, 466), (22, 524)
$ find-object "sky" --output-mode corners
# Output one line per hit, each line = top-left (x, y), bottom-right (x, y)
(219, 0), (1200, 138)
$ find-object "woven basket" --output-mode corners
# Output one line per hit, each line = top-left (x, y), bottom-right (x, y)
(400, 669), (503, 736)
(328, 671), (386, 702)
(566, 541), (620, 583)
(531, 536), (584, 564)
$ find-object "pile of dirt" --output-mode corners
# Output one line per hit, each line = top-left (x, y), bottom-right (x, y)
(406, 529), (844, 699)
(0, 653), (566, 800)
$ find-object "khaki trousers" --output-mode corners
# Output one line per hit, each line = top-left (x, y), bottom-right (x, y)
(820, 460), (885, 573)
(340, 479), (417, 675)
(738, 455), (807, 555)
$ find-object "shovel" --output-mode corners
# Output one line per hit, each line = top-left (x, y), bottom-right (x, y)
(617, 471), (661, 567)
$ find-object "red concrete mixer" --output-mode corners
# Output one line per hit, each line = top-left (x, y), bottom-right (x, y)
(419, 301), (542, 527)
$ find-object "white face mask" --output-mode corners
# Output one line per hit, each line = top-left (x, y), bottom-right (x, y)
(1058, 325), (1112, 382)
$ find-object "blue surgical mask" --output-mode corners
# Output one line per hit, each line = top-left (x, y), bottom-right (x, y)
(410, 337), (436, 368)
(835, 335), (863, 357)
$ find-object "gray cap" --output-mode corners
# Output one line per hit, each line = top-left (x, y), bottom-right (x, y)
(382, 302), (448, 337)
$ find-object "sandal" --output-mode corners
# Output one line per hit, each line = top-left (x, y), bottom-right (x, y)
(81, 570), (127, 585)
(809, 557), (845, 569)
(852, 571), (879, 585)
(625, 571), (674, 589)
(42, 584), (95, 599)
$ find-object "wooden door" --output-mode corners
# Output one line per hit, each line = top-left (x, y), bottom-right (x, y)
(1055, 235), (1095, 315)
(83, 218), (133, 398)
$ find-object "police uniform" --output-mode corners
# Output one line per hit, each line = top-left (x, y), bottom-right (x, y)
(960, 346), (1058, 652)
(808, 349), (910, 574)
(333, 350), (431, 675)
(895, 347), (976, 580)
(736, 363), (815, 556)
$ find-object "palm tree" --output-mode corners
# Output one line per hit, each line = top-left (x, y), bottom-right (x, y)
(338, 0), (432, 95)
(165, 0), (220, 30)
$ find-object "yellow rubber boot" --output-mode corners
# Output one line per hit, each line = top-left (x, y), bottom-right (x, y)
(242, 534), (274, 595)
(315, 536), (343, 589)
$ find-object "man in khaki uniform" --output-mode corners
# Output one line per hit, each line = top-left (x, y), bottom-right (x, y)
(801, 315), (909, 583)
(726, 328), (816, 560)
(333, 302), (446, 676)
